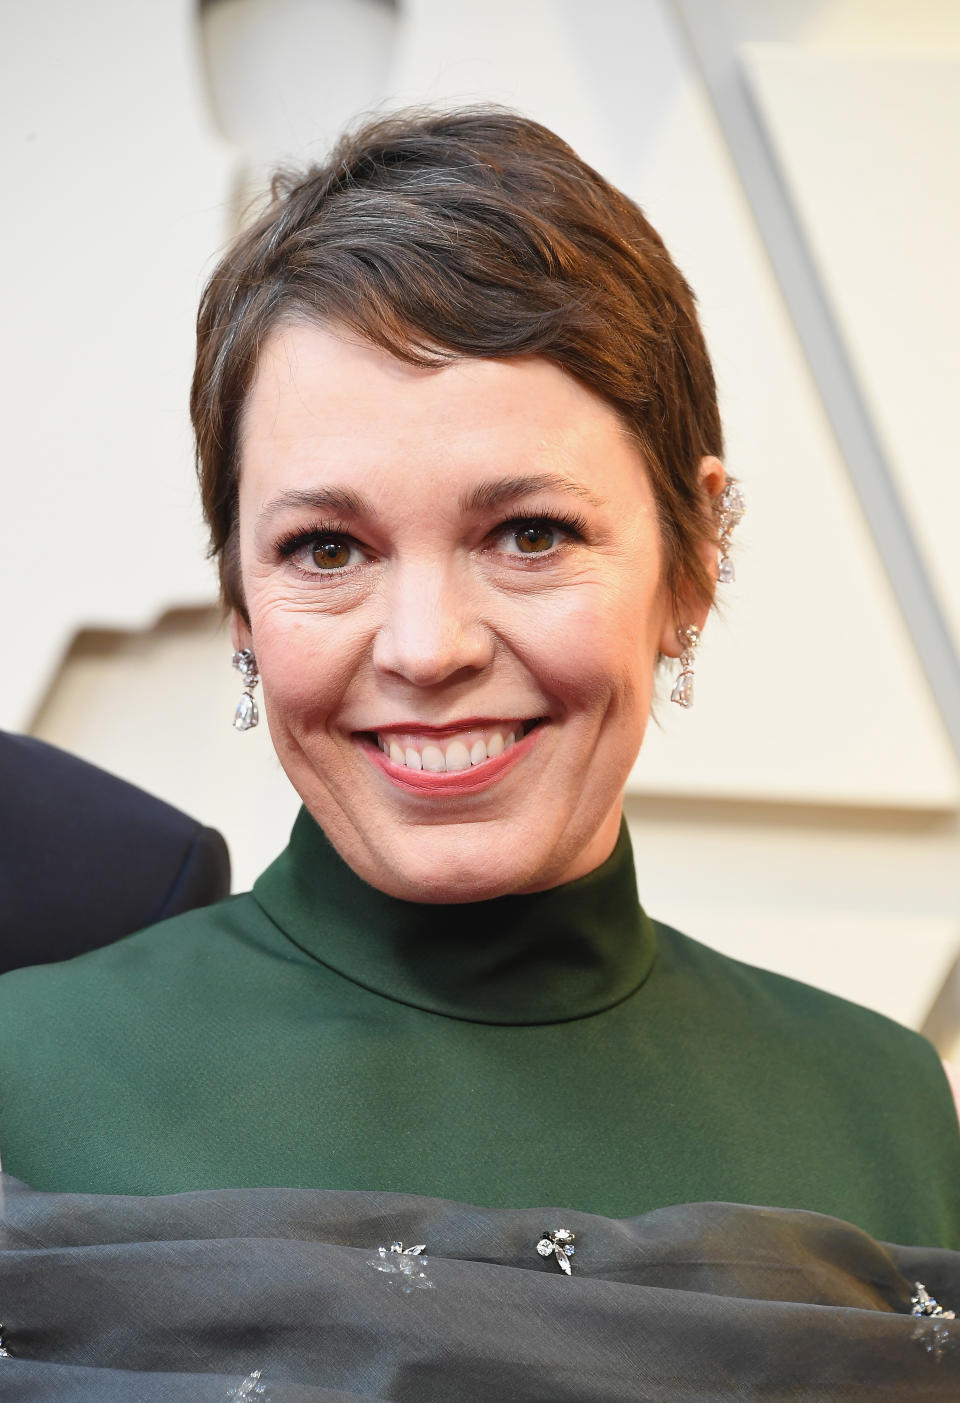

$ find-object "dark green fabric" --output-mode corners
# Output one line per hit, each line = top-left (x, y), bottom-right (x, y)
(0, 810), (957, 1248)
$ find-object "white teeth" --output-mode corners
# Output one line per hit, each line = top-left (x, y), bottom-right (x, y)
(421, 744), (446, 773)
(375, 723), (534, 771)
(444, 739), (471, 771)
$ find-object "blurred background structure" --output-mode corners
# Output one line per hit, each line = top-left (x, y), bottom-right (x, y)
(3, 0), (960, 1051)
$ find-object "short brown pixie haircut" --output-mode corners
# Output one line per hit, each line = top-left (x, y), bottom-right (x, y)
(191, 106), (724, 622)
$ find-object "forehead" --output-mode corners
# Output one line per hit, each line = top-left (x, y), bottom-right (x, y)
(239, 321), (645, 494)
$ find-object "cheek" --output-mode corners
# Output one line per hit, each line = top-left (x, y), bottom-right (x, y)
(514, 576), (661, 713)
(249, 597), (365, 730)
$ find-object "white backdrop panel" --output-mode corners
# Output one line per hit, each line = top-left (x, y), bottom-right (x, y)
(741, 45), (960, 656)
(1, 0), (234, 728)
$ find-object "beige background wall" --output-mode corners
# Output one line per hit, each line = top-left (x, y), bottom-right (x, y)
(6, 0), (960, 1051)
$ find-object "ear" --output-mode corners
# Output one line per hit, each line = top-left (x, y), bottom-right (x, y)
(230, 609), (254, 657)
(657, 455), (726, 658)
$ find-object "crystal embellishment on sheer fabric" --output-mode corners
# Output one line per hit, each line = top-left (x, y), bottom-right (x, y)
(911, 1282), (955, 1363)
(911, 1282), (955, 1320)
(0, 1324), (9, 1358)
(227, 1371), (269, 1399)
(369, 1240), (435, 1292)
(536, 1228), (576, 1275)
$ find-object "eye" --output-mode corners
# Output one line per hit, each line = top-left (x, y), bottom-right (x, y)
(310, 537), (354, 570)
(493, 513), (585, 559)
(514, 524), (557, 554)
(276, 522), (366, 575)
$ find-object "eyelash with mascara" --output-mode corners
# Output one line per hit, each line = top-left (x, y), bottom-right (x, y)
(498, 508), (589, 541)
(276, 518), (354, 559)
(275, 507), (590, 571)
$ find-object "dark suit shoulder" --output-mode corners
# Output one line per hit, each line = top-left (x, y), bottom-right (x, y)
(0, 732), (230, 971)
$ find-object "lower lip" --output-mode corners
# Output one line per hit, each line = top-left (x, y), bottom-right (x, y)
(360, 725), (543, 797)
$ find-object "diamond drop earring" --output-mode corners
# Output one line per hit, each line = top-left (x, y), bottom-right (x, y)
(717, 482), (745, 583)
(670, 625), (700, 709)
(232, 649), (260, 732)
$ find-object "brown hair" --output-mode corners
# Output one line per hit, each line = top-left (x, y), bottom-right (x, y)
(191, 106), (724, 621)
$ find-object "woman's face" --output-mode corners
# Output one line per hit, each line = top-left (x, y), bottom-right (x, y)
(235, 321), (714, 902)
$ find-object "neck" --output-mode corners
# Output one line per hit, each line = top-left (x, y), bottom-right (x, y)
(253, 808), (657, 1025)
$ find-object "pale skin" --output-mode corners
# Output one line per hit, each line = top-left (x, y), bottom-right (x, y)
(233, 320), (723, 904)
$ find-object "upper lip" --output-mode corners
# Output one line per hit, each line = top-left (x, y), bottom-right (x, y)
(358, 716), (540, 737)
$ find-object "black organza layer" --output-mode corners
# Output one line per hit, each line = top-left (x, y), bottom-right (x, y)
(1, 1173), (958, 1400)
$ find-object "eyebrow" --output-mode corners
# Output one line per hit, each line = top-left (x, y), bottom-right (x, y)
(257, 486), (374, 527)
(459, 473), (606, 513)
(257, 472), (606, 529)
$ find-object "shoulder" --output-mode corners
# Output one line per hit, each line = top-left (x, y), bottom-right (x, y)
(655, 916), (920, 1024)
(0, 892), (293, 1157)
(0, 732), (213, 852)
(651, 916), (953, 1088)
(0, 892), (270, 1186)
(0, 893), (264, 1036)
(942, 1059), (960, 1123)
(651, 920), (960, 1227)
(0, 731), (230, 969)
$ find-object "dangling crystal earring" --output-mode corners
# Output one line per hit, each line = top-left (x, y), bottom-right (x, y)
(232, 649), (260, 732)
(670, 625), (700, 708)
(716, 481), (745, 583)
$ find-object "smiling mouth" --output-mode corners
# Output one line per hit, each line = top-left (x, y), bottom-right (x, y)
(360, 719), (544, 774)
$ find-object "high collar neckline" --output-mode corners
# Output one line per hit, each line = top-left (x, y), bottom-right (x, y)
(253, 809), (657, 1026)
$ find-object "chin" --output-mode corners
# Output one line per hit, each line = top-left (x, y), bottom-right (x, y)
(295, 758), (622, 903)
(306, 803), (556, 904)
(346, 800), (618, 903)
(372, 822), (551, 905)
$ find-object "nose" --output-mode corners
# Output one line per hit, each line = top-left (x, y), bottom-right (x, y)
(371, 557), (494, 687)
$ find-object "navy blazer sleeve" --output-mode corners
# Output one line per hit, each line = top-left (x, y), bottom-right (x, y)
(0, 733), (231, 973)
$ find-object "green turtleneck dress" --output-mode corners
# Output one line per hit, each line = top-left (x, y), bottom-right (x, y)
(0, 811), (957, 1246)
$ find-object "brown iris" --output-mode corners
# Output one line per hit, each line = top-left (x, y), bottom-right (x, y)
(516, 525), (555, 554)
(312, 539), (351, 569)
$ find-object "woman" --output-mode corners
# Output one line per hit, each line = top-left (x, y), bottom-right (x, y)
(1, 108), (958, 1399)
